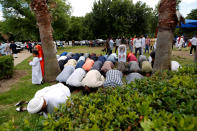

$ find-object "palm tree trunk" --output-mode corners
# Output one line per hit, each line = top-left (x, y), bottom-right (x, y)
(153, 0), (177, 71)
(195, 47), (197, 63)
(31, 0), (60, 82)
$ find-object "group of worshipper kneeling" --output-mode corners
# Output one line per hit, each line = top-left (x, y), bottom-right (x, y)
(19, 51), (181, 116)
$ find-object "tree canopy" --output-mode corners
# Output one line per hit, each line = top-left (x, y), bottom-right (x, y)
(186, 9), (197, 20)
(0, 0), (71, 41)
(0, 0), (185, 41)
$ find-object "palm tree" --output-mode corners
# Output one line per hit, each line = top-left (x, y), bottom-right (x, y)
(154, 0), (177, 70)
(31, 0), (60, 82)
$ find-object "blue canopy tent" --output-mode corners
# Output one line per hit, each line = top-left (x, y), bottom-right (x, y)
(177, 19), (197, 28)
(186, 19), (197, 26)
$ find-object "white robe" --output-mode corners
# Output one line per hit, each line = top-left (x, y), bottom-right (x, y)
(176, 37), (184, 49)
(29, 57), (42, 84)
(35, 83), (71, 114)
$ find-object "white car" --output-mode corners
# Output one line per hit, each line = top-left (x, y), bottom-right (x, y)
(80, 40), (86, 46)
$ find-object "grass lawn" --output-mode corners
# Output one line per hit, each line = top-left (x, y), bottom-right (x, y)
(0, 46), (194, 127)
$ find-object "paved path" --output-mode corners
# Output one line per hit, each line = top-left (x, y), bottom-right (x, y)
(14, 50), (32, 66)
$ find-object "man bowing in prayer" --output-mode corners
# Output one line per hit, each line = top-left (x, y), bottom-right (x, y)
(27, 83), (71, 117)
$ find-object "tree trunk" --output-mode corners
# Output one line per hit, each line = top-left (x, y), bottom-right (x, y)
(195, 47), (197, 63)
(154, 0), (177, 71)
(31, 0), (60, 82)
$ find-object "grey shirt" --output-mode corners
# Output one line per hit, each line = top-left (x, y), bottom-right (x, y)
(126, 73), (144, 84)
(56, 65), (75, 82)
(91, 61), (103, 71)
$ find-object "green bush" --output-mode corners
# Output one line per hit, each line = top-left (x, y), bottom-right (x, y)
(0, 55), (14, 80)
(42, 64), (197, 130)
(1, 64), (197, 130)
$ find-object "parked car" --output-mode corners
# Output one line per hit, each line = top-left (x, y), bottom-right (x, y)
(15, 42), (23, 52)
(80, 40), (86, 46)
(96, 39), (105, 46)
(56, 41), (63, 47)
(74, 41), (80, 46)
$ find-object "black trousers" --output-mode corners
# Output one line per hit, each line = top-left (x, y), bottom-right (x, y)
(115, 46), (119, 53)
(107, 48), (112, 55)
(135, 47), (142, 56)
(190, 45), (196, 54)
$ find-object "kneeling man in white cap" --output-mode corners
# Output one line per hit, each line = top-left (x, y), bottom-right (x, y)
(27, 83), (71, 117)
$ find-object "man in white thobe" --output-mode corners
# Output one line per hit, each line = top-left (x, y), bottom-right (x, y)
(176, 36), (184, 50)
(141, 36), (146, 55)
(27, 83), (71, 117)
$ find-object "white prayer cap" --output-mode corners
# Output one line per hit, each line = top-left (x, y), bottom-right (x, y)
(27, 97), (44, 114)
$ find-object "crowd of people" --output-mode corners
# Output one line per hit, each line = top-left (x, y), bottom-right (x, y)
(104, 35), (157, 56)
(0, 41), (18, 57)
(104, 34), (197, 57)
(175, 35), (197, 55)
(9, 34), (197, 116)
(25, 43), (182, 116)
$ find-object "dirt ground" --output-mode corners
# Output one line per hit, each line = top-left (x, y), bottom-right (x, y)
(0, 50), (31, 93)
(0, 70), (27, 93)
(14, 50), (32, 66)
(172, 50), (194, 60)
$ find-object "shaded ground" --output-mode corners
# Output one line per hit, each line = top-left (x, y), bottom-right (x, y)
(0, 70), (27, 93)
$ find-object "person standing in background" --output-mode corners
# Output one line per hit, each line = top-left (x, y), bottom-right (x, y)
(134, 36), (142, 56)
(109, 37), (114, 55)
(141, 35), (146, 55)
(10, 41), (18, 58)
(190, 35), (197, 56)
(130, 35), (136, 53)
(150, 37), (156, 50)
(28, 41), (33, 53)
(115, 38), (121, 53)
(5, 41), (11, 55)
(145, 36), (151, 54)
(0, 42), (6, 56)
(176, 35), (185, 50)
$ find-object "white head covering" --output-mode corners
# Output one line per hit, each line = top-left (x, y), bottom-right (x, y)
(27, 97), (44, 114)
(171, 61), (181, 71)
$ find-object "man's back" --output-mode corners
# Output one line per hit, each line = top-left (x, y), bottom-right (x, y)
(35, 83), (71, 113)
(191, 37), (197, 45)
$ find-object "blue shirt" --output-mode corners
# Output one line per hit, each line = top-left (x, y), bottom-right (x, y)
(60, 52), (67, 56)
(76, 60), (85, 69)
(72, 53), (80, 61)
(98, 56), (106, 64)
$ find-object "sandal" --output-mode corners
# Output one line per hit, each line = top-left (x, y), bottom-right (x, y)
(15, 101), (29, 106)
(16, 106), (27, 112)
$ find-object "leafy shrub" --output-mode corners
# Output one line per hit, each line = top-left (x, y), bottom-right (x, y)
(1, 64), (197, 130)
(0, 55), (14, 80)
(41, 64), (197, 130)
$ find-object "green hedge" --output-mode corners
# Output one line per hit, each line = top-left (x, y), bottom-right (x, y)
(43, 64), (197, 130)
(0, 55), (14, 80)
(1, 64), (197, 130)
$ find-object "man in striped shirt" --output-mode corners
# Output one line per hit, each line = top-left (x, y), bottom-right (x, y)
(104, 70), (123, 87)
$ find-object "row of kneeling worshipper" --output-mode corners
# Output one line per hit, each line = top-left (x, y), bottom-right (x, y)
(26, 52), (181, 116)
(56, 51), (181, 89)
